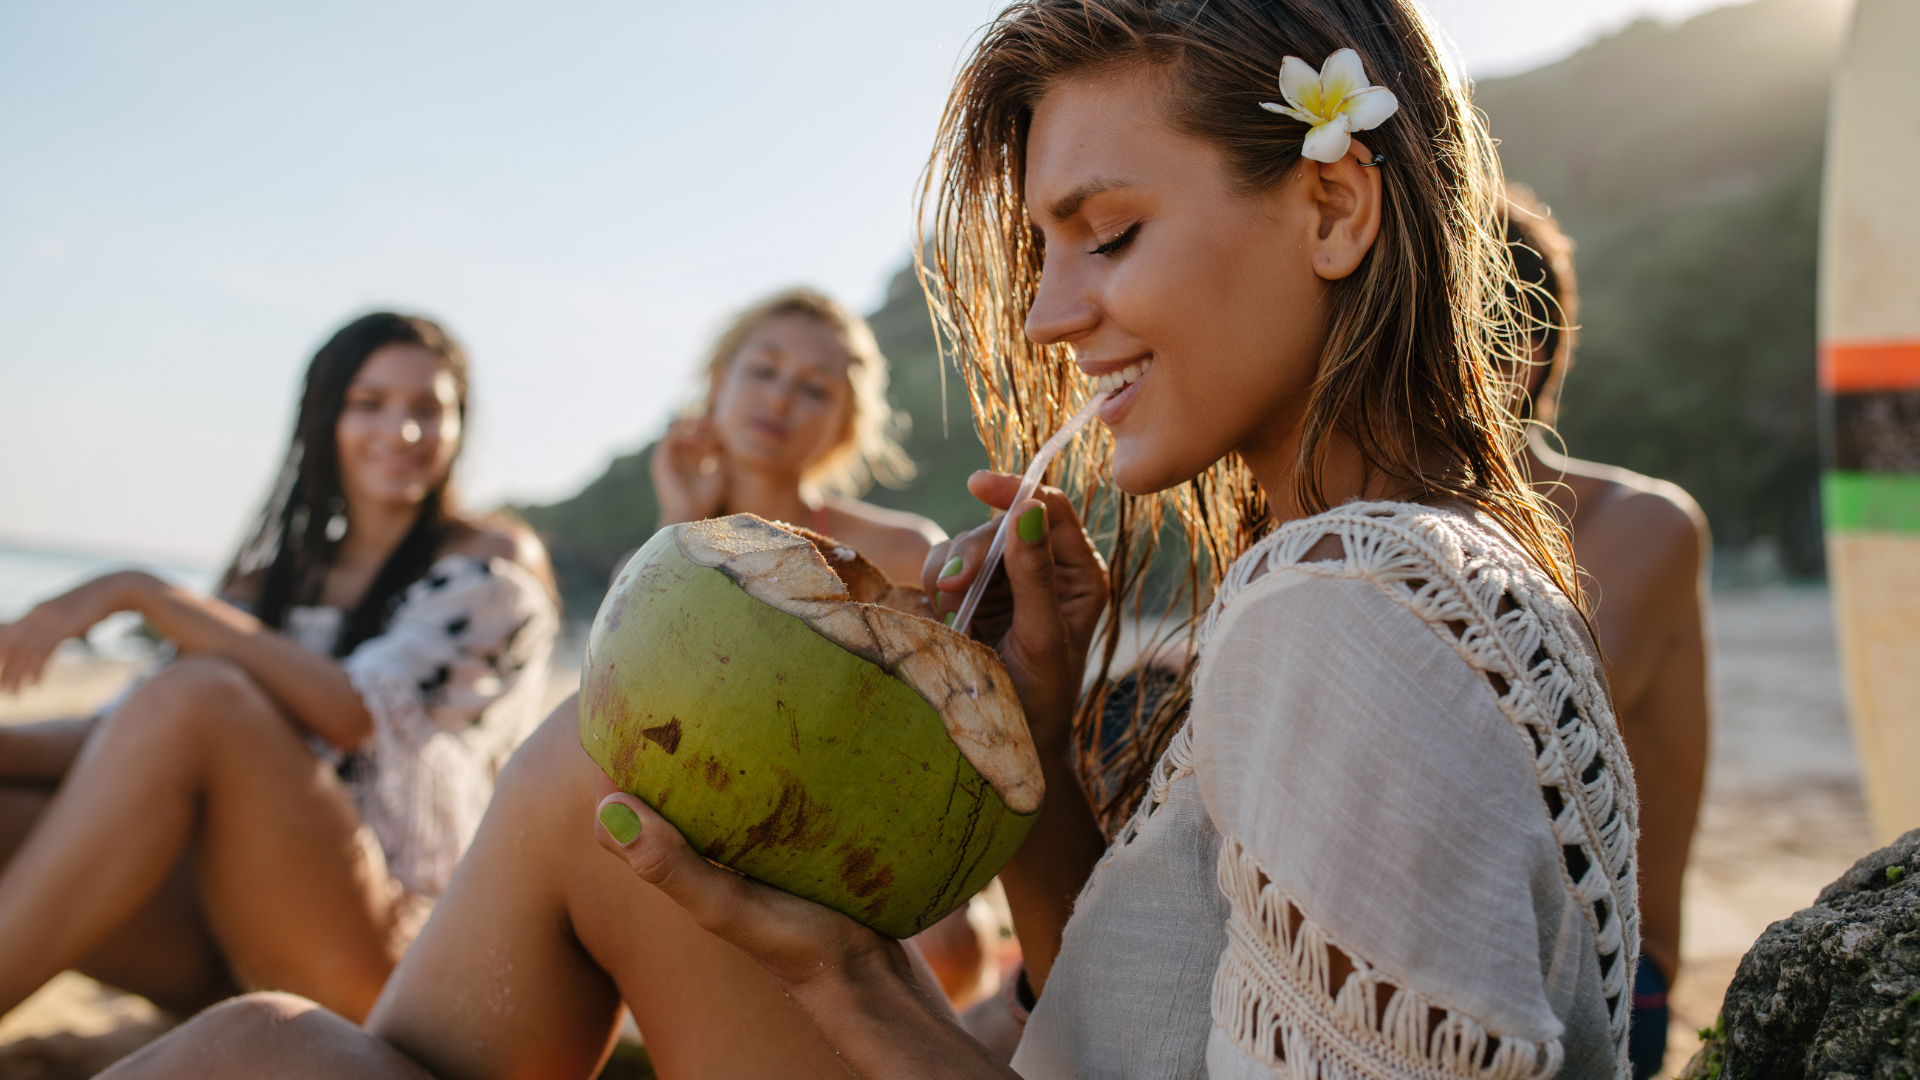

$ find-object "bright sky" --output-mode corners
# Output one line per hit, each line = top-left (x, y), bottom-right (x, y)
(0, 0), (1752, 564)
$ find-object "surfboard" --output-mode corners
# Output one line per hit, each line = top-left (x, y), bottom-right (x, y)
(1819, 0), (1920, 845)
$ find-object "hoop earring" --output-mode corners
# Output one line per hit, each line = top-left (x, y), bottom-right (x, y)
(1359, 152), (1386, 168)
(324, 496), (349, 543)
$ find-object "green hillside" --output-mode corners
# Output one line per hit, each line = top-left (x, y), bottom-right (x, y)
(525, 0), (1843, 617)
(1477, 0), (1845, 578)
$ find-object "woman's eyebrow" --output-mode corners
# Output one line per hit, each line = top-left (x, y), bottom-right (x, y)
(1045, 177), (1132, 222)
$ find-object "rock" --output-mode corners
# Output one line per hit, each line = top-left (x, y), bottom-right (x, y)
(1684, 829), (1920, 1079)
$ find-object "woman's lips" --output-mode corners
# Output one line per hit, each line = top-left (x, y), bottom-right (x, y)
(1096, 362), (1149, 425)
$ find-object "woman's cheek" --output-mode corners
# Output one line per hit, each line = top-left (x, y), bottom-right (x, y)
(334, 415), (373, 466)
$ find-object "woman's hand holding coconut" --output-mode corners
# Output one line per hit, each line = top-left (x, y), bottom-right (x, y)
(593, 471), (1109, 1079)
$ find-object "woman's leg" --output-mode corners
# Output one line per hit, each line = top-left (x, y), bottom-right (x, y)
(100, 994), (433, 1080)
(81, 697), (857, 1080)
(0, 781), (234, 1015)
(369, 695), (853, 1078)
(0, 716), (95, 783)
(0, 655), (398, 1021)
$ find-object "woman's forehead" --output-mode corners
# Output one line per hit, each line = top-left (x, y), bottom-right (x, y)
(1025, 71), (1203, 219)
(736, 315), (853, 376)
(353, 344), (444, 384)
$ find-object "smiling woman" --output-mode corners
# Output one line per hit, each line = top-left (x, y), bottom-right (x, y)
(0, 312), (558, 1025)
(85, 3), (1636, 1078)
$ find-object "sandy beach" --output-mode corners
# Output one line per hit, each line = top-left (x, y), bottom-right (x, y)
(0, 591), (1879, 1078)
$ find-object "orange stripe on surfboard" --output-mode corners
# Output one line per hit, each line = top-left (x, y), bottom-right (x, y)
(1821, 340), (1920, 392)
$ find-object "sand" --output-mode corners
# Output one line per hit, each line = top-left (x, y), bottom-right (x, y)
(0, 594), (1878, 1078)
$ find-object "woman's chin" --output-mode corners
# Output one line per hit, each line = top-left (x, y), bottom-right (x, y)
(1109, 449), (1195, 499)
(349, 483), (434, 511)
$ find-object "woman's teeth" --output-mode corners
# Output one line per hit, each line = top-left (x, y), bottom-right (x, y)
(1092, 361), (1150, 396)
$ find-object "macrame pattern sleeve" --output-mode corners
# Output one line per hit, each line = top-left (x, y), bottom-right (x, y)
(1190, 568), (1573, 1080)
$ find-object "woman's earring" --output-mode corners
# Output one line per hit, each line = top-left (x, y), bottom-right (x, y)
(324, 497), (349, 543)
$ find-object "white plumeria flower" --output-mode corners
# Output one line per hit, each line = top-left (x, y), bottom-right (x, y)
(1260, 48), (1399, 164)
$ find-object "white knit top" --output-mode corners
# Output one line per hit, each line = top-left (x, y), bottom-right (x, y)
(1012, 503), (1638, 1080)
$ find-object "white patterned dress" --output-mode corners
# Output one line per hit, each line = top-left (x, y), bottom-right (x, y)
(1011, 502), (1638, 1080)
(287, 554), (557, 900)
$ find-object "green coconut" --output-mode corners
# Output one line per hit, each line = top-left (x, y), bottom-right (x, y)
(580, 514), (1041, 938)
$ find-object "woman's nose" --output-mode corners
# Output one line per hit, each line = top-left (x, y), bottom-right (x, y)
(399, 419), (422, 444)
(1024, 258), (1100, 346)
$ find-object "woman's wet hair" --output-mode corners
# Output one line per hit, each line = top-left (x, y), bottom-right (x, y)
(222, 312), (469, 657)
(1503, 186), (1577, 427)
(694, 287), (915, 497)
(921, 0), (1580, 831)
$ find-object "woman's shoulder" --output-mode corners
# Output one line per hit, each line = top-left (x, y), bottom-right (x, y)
(439, 515), (555, 589)
(825, 498), (945, 583)
(1211, 500), (1578, 634)
(1198, 498), (1608, 749)
(827, 498), (946, 545)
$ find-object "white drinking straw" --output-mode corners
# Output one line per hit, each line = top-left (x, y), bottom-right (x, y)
(950, 391), (1111, 638)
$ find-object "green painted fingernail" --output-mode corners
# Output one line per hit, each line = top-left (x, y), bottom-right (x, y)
(1017, 505), (1046, 544)
(944, 611), (957, 627)
(939, 556), (964, 580)
(600, 802), (642, 845)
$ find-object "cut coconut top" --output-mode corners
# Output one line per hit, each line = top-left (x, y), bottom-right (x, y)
(676, 514), (1043, 815)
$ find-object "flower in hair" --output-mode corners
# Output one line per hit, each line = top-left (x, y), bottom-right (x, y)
(1260, 48), (1399, 164)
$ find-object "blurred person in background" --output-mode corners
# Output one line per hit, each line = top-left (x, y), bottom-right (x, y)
(650, 287), (999, 1006)
(650, 287), (944, 585)
(0, 313), (558, 1024)
(1506, 189), (1711, 1080)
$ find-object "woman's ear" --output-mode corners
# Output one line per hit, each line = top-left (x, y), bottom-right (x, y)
(1307, 137), (1383, 281)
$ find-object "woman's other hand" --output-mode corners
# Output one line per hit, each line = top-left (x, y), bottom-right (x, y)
(920, 472), (1110, 991)
(0, 571), (153, 694)
(650, 418), (728, 527)
(923, 473), (1108, 754)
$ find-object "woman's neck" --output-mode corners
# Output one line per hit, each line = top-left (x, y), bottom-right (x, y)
(336, 495), (421, 577)
(1238, 418), (1420, 526)
(720, 462), (817, 525)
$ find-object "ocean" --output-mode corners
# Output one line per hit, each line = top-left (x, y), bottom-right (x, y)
(0, 540), (217, 655)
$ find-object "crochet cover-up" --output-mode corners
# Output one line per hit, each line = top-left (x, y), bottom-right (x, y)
(1011, 503), (1638, 1080)
(289, 554), (558, 899)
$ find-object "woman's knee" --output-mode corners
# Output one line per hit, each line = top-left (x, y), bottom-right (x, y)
(126, 656), (279, 737)
(195, 989), (320, 1031)
(100, 992), (430, 1079)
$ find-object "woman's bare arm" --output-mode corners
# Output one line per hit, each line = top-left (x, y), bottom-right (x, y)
(124, 574), (377, 748)
(0, 571), (373, 749)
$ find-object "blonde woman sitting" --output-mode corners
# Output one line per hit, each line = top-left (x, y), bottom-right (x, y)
(649, 288), (943, 585)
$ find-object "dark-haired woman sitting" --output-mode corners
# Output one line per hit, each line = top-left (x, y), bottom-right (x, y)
(0, 313), (558, 1023)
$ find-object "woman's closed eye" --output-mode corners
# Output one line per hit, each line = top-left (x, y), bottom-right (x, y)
(1088, 222), (1141, 258)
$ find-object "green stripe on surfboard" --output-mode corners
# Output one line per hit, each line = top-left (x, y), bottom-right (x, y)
(1823, 471), (1920, 533)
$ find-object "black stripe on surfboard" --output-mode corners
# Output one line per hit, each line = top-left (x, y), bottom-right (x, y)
(1823, 390), (1920, 474)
